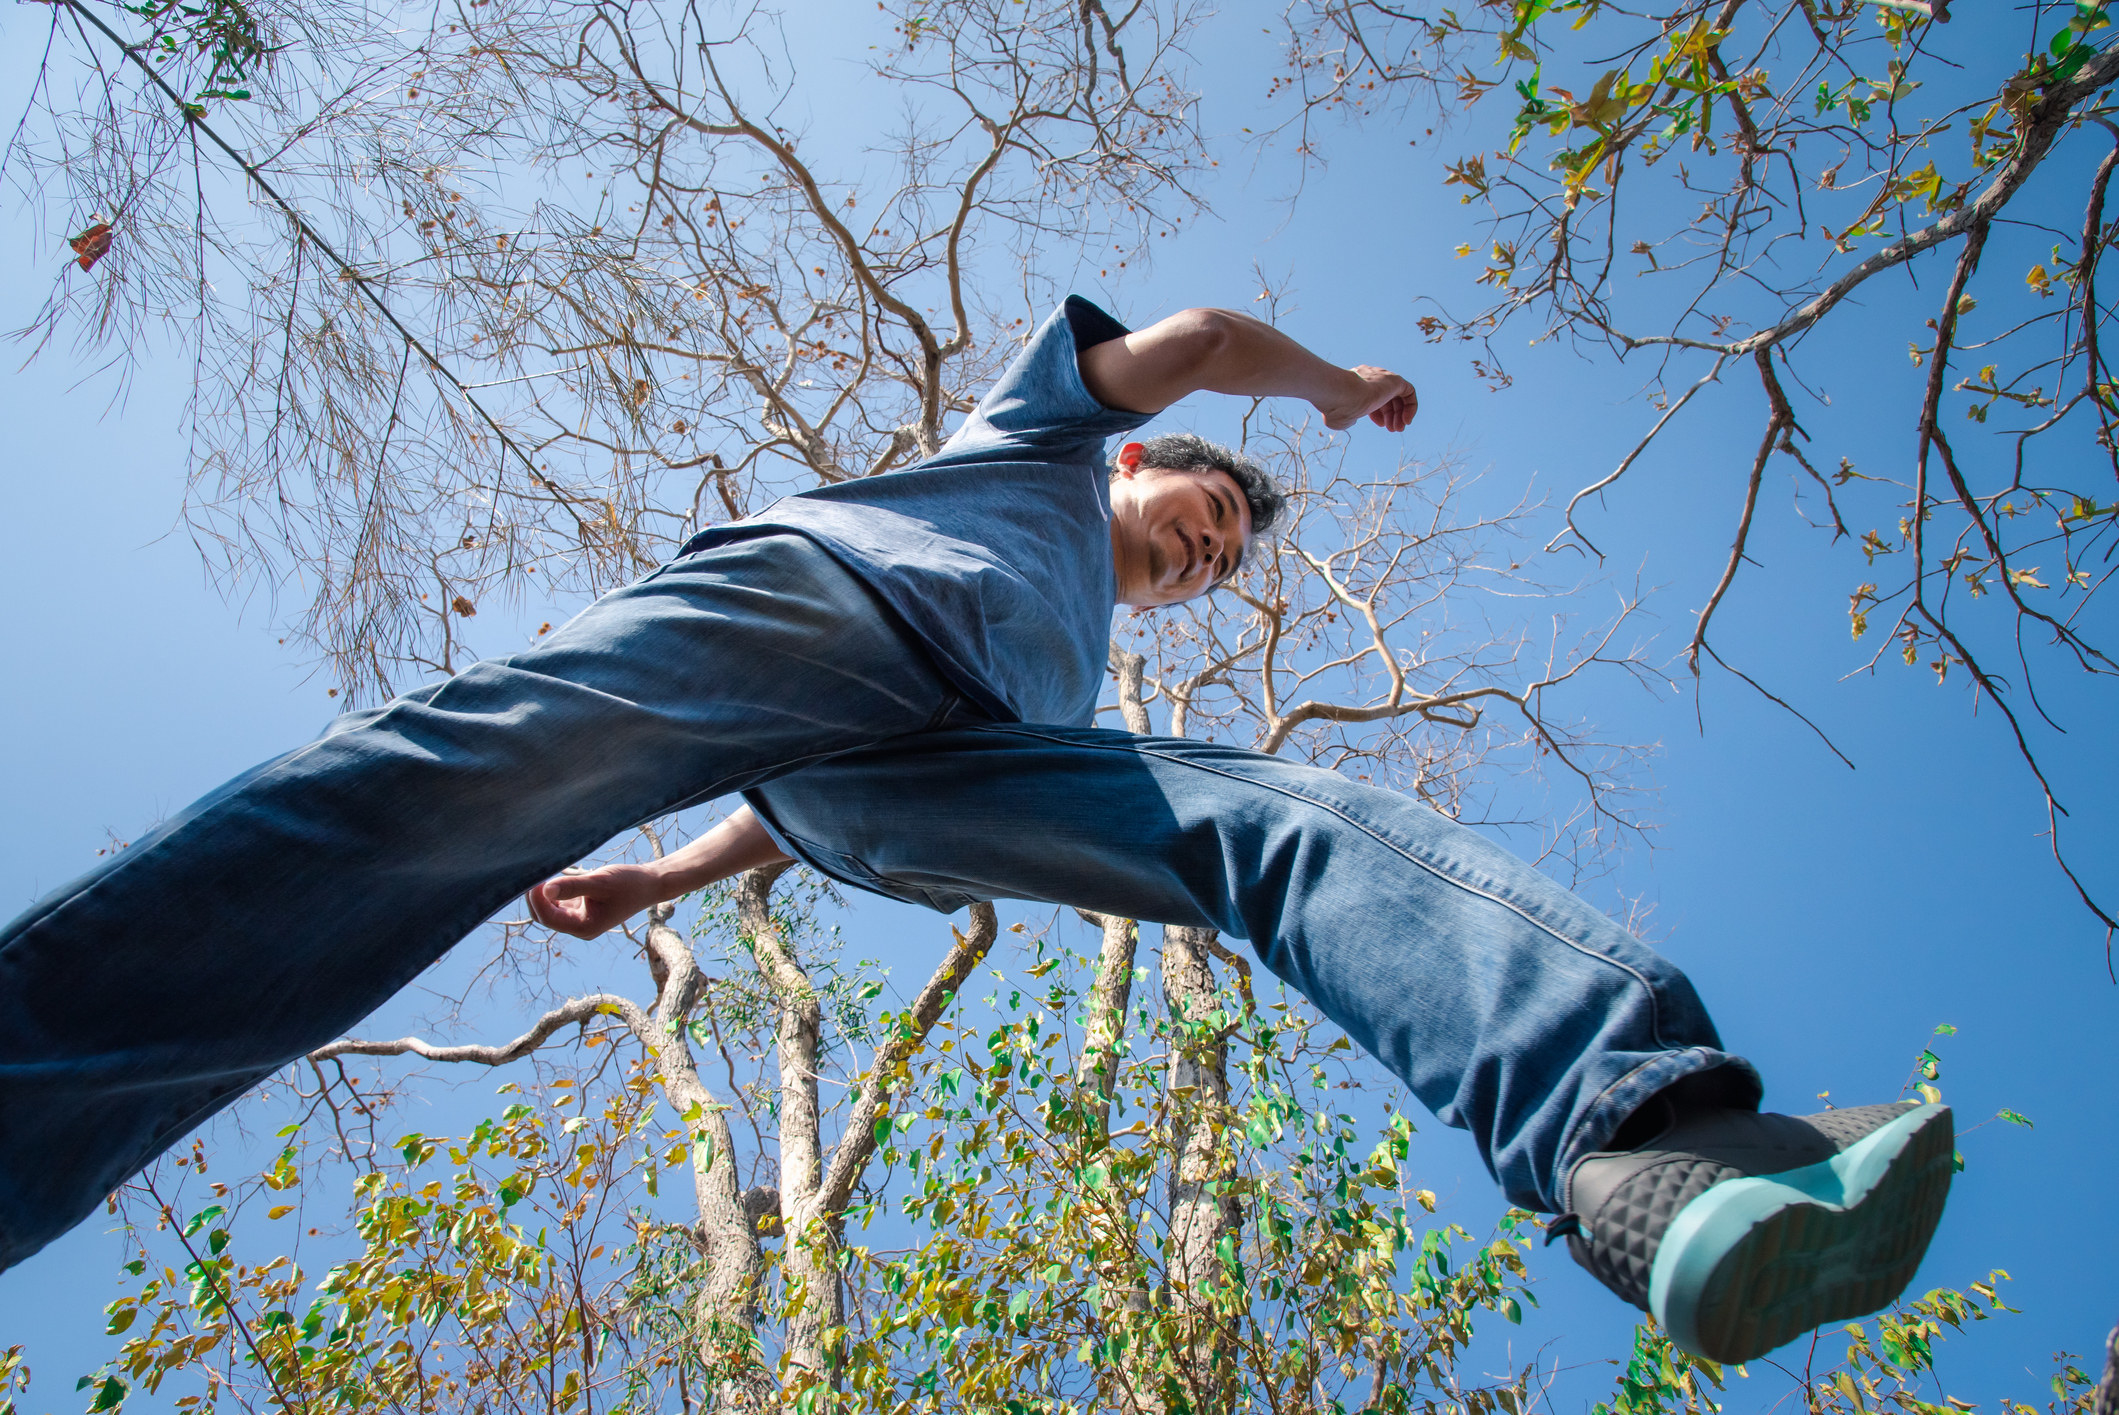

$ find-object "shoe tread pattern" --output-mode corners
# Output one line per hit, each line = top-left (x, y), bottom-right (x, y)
(1690, 1104), (1954, 1364)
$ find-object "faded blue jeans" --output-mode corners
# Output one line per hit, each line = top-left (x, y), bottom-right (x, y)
(747, 727), (1756, 1213)
(0, 533), (1752, 1271)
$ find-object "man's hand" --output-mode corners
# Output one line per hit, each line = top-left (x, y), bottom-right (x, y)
(525, 808), (793, 942)
(1324, 366), (1419, 432)
(1080, 307), (1418, 433)
(527, 865), (665, 940)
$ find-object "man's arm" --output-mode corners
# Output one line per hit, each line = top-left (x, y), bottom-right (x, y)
(1078, 307), (1418, 431)
(527, 807), (793, 940)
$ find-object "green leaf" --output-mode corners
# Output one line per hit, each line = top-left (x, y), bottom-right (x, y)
(1999, 1108), (2034, 1128)
(86, 1375), (127, 1413)
(181, 1205), (225, 1237)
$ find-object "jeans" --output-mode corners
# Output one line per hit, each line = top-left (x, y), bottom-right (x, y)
(0, 533), (1752, 1270)
(748, 727), (1755, 1212)
(0, 535), (961, 1269)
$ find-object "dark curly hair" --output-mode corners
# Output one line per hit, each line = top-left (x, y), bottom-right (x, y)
(1114, 432), (1286, 573)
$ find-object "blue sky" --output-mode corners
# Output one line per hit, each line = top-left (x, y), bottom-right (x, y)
(3, 3), (2116, 1409)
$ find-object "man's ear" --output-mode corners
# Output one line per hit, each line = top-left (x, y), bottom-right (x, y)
(1112, 441), (1146, 477)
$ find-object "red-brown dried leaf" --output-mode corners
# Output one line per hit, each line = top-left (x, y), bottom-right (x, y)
(451, 595), (477, 617)
(69, 223), (113, 272)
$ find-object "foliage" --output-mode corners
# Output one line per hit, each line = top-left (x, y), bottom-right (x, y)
(48, 917), (1546, 1415)
(119, 0), (269, 107)
(835, 933), (1535, 1414)
(1586, 1270), (2113, 1415)
(74, 1074), (672, 1415)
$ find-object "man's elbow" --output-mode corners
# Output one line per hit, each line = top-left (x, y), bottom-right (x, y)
(1084, 306), (1247, 413)
(1161, 307), (1240, 363)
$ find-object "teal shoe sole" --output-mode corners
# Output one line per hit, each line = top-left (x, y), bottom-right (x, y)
(1648, 1103), (1954, 1364)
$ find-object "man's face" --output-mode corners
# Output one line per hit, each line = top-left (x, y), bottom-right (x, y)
(1108, 444), (1254, 607)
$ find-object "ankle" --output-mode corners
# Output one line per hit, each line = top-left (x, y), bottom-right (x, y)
(1607, 1066), (1763, 1152)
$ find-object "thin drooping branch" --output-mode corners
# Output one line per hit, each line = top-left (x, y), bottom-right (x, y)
(1547, 353), (1729, 559)
(54, 0), (605, 548)
(820, 901), (1001, 1213)
(1687, 347), (1789, 673)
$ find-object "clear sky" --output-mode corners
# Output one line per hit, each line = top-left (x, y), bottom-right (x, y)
(2, 4), (2115, 1410)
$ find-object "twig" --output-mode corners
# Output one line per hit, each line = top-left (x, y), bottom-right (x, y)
(57, 0), (603, 545)
(1687, 348), (1789, 673)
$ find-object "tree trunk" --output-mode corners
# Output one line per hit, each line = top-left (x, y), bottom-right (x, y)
(1069, 908), (1160, 1415)
(1161, 923), (1242, 1414)
(738, 864), (841, 1393)
(1075, 911), (1140, 1140)
(2093, 1316), (2118, 1415)
(640, 903), (769, 1411)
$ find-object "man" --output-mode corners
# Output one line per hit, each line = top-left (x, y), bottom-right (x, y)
(0, 297), (1949, 1364)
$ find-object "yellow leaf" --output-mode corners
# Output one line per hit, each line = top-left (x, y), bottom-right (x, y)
(267, 1204), (294, 1220)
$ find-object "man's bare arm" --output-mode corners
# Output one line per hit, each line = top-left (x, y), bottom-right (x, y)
(1078, 307), (1418, 431)
(527, 807), (793, 940)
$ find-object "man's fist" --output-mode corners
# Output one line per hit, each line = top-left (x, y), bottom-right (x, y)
(526, 864), (662, 940)
(1325, 365), (1419, 432)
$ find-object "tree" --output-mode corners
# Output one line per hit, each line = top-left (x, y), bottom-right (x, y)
(1268, 0), (2119, 944)
(5, 0), (2101, 1409)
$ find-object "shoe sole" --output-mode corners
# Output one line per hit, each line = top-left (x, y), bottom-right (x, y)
(1648, 1103), (1954, 1364)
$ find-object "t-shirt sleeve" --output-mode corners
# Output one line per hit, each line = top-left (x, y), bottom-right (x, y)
(927, 295), (1152, 469)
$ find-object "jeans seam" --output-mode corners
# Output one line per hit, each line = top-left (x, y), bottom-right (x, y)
(979, 724), (1678, 1052)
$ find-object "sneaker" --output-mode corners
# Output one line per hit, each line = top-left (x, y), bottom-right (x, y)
(1559, 1100), (1954, 1363)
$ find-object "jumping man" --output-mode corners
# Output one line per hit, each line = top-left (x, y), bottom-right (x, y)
(0, 297), (1952, 1362)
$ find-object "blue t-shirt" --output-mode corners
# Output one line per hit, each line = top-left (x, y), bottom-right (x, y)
(687, 297), (1148, 726)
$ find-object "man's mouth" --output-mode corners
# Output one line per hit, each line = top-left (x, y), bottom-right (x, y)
(1173, 528), (1198, 583)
